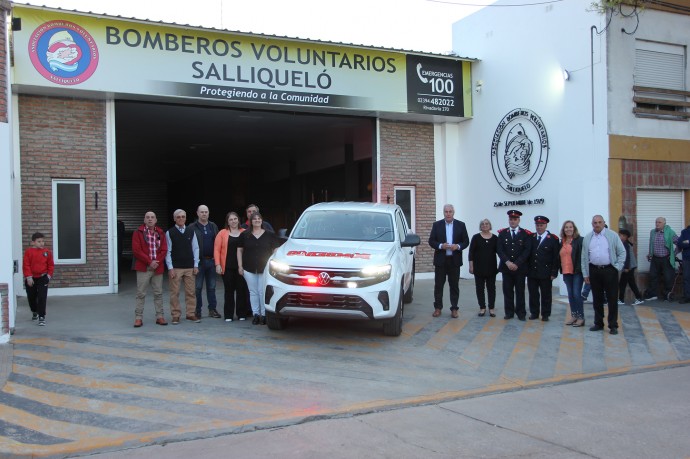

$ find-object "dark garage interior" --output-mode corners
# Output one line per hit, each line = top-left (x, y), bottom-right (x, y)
(115, 100), (376, 262)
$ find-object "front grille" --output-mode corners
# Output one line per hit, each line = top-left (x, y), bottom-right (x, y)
(276, 293), (374, 317)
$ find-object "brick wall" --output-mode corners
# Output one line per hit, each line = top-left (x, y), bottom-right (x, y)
(620, 159), (690, 298)
(19, 95), (109, 288)
(0, 1), (9, 124)
(379, 120), (435, 273)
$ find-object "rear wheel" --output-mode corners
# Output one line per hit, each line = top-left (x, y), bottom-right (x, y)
(383, 287), (404, 336)
(266, 311), (288, 330)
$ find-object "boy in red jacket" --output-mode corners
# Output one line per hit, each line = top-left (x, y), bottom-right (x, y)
(23, 232), (54, 326)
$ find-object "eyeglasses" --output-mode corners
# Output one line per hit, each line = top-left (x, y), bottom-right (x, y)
(175, 215), (186, 219)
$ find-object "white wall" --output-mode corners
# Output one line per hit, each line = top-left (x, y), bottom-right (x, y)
(607, 7), (690, 140)
(450, 0), (612, 253)
(0, 121), (14, 342)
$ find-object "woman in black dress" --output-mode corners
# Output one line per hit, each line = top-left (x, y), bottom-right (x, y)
(468, 218), (499, 317)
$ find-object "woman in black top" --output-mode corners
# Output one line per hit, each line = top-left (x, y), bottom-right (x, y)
(468, 219), (499, 317)
(237, 211), (281, 325)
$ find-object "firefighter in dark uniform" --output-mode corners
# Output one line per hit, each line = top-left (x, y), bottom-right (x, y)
(527, 216), (560, 321)
(497, 210), (532, 320)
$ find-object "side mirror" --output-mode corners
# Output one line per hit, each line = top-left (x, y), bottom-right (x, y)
(401, 233), (421, 247)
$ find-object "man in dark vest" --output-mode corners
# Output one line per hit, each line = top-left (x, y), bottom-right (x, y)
(189, 204), (221, 319)
(165, 209), (200, 324)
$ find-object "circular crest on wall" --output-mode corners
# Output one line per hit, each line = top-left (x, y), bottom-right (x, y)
(490, 108), (549, 195)
(29, 20), (99, 86)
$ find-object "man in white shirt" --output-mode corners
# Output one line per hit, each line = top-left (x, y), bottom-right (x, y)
(581, 215), (626, 334)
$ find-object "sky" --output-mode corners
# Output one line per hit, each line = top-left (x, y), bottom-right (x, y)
(13, 0), (493, 53)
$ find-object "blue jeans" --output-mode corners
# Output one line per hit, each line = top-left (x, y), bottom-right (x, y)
(563, 273), (584, 319)
(195, 258), (217, 314)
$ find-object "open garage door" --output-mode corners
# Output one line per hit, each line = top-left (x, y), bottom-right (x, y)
(114, 100), (375, 263)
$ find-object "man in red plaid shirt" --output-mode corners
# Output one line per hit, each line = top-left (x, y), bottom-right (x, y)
(132, 211), (168, 327)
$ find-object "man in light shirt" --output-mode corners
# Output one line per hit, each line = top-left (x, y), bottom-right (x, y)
(166, 209), (200, 324)
(581, 215), (626, 334)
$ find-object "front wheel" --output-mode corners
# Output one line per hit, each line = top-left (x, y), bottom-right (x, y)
(266, 311), (288, 330)
(403, 261), (415, 304)
(383, 287), (404, 337)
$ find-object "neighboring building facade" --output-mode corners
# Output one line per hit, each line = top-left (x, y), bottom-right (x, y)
(451, 0), (689, 293)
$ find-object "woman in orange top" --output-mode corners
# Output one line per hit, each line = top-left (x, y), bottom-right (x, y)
(214, 212), (249, 321)
(559, 220), (585, 327)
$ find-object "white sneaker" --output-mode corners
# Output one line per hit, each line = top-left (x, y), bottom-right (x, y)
(617, 300), (625, 305)
(225, 318), (233, 322)
(632, 299), (644, 305)
(239, 317), (246, 321)
(38, 317), (46, 326)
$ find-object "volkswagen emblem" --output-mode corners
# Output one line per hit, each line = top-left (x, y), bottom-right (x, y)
(317, 272), (331, 285)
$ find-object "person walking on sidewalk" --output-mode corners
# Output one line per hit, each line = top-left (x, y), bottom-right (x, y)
(131, 211), (168, 327)
(166, 209), (200, 324)
(23, 232), (54, 326)
(618, 229), (644, 306)
(190, 205), (221, 318)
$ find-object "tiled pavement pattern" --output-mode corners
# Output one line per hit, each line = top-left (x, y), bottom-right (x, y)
(1, 279), (690, 458)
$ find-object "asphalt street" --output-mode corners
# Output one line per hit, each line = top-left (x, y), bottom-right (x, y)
(1, 273), (689, 458)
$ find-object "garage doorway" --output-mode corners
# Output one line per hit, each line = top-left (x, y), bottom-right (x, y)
(114, 100), (375, 274)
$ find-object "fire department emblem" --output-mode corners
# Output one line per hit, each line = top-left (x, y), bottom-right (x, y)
(29, 20), (99, 85)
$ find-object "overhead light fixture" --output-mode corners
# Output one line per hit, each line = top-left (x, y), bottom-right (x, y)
(562, 69), (570, 81)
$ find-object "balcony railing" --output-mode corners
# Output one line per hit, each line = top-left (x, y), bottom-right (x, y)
(633, 85), (690, 120)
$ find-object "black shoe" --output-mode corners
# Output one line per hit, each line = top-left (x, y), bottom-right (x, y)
(517, 316), (526, 321)
(541, 316), (549, 322)
(504, 315), (513, 320)
(32, 313), (38, 321)
(528, 315), (538, 320)
(489, 310), (496, 317)
(610, 328), (619, 335)
(589, 325), (604, 331)
(478, 310), (486, 317)
(209, 310), (222, 318)
(261, 316), (267, 325)
(252, 314), (260, 325)
(38, 317), (46, 326)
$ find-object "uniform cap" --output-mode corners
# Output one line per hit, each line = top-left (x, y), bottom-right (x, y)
(534, 215), (549, 224)
(507, 210), (522, 218)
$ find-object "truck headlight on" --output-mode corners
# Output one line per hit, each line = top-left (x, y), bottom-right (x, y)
(361, 264), (392, 280)
(269, 260), (290, 276)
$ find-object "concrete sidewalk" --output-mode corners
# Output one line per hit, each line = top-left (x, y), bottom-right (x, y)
(85, 365), (690, 459)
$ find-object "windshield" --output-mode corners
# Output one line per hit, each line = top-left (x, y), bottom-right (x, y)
(291, 210), (395, 242)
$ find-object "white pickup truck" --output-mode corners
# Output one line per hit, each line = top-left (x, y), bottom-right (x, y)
(263, 202), (421, 336)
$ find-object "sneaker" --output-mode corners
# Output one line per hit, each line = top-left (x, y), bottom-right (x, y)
(633, 298), (644, 305)
(209, 310), (222, 319)
(617, 300), (625, 306)
(38, 317), (45, 326)
(225, 318), (233, 322)
(646, 295), (657, 301)
(171, 318), (180, 325)
(32, 313), (38, 321)
(239, 317), (246, 321)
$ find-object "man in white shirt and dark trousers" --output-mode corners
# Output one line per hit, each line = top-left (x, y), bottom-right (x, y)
(581, 215), (626, 334)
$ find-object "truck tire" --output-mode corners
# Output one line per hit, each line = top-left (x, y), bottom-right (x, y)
(266, 311), (288, 330)
(383, 287), (404, 337)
